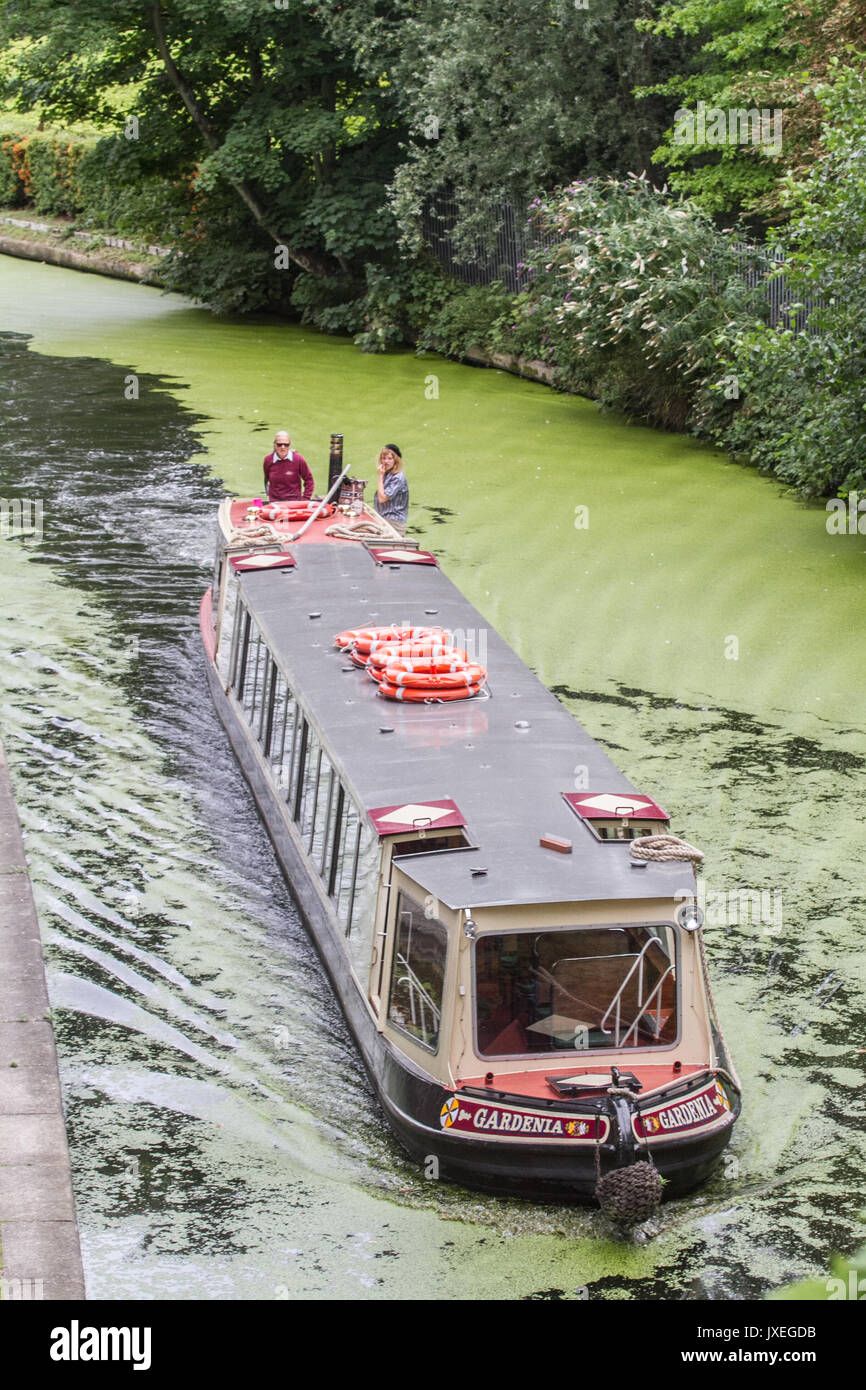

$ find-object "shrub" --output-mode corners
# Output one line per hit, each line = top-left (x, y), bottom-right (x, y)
(519, 176), (767, 431)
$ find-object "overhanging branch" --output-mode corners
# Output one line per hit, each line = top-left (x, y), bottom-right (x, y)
(148, 2), (340, 277)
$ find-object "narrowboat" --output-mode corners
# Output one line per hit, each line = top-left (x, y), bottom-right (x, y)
(199, 462), (741, 1204)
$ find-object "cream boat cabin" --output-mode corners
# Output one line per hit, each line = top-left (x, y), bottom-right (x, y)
(199, 490), (740, 1199)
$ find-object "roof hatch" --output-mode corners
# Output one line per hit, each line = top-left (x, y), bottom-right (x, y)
(562, 792), (670, 843)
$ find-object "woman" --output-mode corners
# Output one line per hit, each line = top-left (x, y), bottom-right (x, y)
(373, 444), (409, 536)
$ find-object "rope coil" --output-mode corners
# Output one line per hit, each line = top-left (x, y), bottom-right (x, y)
(630, 833), (704, 862)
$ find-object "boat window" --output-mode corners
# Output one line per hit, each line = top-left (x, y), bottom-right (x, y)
(280, 698), (301, 805)
(230, 606), (252, 697)
(308, 747), (333, 860)
(391, 831), (469, 857)
(335, 802), (362, 922)
(267, 669), (290, 764)
(256, 651), (275, 745)
(241, 622), (266, 724)
(388, 890), (447, 1053)
(297, 723), (321, 837)
(475, 925), (677, 1058)
(344, 818), (379, 986)
(217, 565), (240, 685)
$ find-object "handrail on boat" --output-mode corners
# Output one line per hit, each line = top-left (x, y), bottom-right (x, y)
(599, 936), (673, 1046)
(618, 966), (675, 1047)
(394, 952), (441, 1042)
(286, 464), (352, 542)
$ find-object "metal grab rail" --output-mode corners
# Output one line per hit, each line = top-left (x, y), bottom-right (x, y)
(394, 952), (441, 1042)
(286, 463), (352, 542)
(599, 937), (673, 1046)
(619, 966), (675, 1047)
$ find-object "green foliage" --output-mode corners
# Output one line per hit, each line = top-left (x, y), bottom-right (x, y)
(316, 0), (696, 254)
(768, 1233), (866, 1301)
(160, 178), (296, 315)
(517, 176), (766, 430)
(416, 280), (515, 359)
(0, 134), (22, 202)
(24, 132), (92, 216)
(720, 65), (866, 495)
(290, 268), (366, 337)
(634, 0), (804, 219)
(0, 125), (188, 238)
(0, 0), (406, 307)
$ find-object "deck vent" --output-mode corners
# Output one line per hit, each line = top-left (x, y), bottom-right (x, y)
(563, 792), (669, 844)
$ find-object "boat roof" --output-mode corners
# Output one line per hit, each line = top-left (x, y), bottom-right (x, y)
(233, 540), (696, 911)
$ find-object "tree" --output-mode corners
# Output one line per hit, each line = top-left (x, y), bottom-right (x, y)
(0, 0), (406, 307)
(636, 0), (866, 221)
(722, 64), (866, 493)
(315, 0), (696, 253)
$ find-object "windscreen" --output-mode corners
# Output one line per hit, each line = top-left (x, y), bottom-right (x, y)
(475, 925), (677, 1058)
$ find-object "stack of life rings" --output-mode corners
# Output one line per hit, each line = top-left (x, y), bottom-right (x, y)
(255, 501), (335, 523)
(334, 625), (488, 703)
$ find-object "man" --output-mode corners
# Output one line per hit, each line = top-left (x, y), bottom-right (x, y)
(263, 431), (315, 501)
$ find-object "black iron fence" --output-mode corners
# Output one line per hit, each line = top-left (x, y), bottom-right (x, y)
(420, 196), (824, 334)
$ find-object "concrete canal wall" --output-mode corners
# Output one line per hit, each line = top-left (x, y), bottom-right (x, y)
(0, 739), (85, 1300)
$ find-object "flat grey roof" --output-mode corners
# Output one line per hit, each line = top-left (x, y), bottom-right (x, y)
(235, 543), (695, 910)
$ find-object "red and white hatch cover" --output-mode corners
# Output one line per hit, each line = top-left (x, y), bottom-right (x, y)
(229, 552), (296, 572)
(562, 792), (669, 821)
(368, 798), (465, 836)
(367, 546), (439, 566)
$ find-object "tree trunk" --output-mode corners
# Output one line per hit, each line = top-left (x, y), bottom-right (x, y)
(148, 2), (340, 278)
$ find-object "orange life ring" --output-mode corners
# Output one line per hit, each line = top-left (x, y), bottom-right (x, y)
(335, 624), (404, 650)
(355, 626), (443, 656)
(378, 681), (483, 703)
(383, 665), (486, 690)
(261, 502), (334, 523)
(380, 650), (470, 674)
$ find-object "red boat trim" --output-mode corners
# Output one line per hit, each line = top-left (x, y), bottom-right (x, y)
(439, 1094), (610, 1144)
(632, 1077), (733, 1143)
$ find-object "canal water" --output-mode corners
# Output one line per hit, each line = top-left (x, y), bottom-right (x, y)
(1, 254), (864, 1300)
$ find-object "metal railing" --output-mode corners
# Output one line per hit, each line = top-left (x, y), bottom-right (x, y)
(420, 196), (824, 334)
(599, 937), (675, 1046)
(394, 949), (441, 1042)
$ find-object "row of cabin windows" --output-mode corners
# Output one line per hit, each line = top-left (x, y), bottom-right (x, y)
(228, 601), (378, 945)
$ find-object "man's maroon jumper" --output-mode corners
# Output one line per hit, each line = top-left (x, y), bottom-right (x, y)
(263, 449), (315, 501)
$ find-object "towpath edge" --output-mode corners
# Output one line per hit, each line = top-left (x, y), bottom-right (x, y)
(0, 737), (85, 1300)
